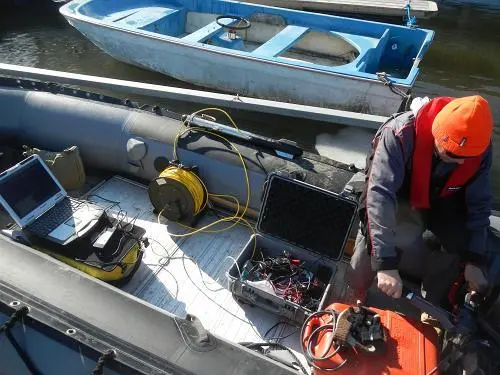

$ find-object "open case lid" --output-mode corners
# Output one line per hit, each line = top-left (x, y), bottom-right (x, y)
(257, 173), (358, 261)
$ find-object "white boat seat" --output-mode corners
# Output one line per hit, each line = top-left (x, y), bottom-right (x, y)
(111, 7), (180, 29)
(251, 25), (309, 57)
(182, 18), (237, 43)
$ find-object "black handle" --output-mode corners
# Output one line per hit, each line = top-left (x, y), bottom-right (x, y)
(401, 286), (455, 330)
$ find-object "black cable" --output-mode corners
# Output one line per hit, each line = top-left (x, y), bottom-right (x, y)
(301, 309), (349, 372)
(264, 321), (283, 339)
(263, 321), (298, 342)
(87, 194), (121, 208)
(303, 311), (338, 361)
(239, 342), (308, 374)
(306, 323), (341, 361)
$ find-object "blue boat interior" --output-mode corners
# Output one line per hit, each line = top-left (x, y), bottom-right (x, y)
(68, 0), (434, 84)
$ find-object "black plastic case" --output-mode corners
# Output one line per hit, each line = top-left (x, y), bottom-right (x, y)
(228, 173), (358, 324)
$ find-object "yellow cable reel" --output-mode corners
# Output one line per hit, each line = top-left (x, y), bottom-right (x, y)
(148, 165), (208, 226)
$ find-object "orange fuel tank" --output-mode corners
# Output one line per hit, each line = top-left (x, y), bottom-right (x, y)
(304, 303), (440, 375)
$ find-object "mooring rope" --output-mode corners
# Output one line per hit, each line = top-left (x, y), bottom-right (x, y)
(404, 0), (417, 28)
(0, 306), (29, 333)
(376, 72), (413, 111)
(92, 349), (116, 375)
(0, 306), (43, 375)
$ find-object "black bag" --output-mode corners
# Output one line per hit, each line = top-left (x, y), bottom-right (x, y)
(0, 145), (24, 172)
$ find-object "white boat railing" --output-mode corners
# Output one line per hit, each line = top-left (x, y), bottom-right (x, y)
(0, 63), (387, 129)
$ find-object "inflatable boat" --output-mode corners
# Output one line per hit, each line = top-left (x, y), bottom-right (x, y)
(0, 76), (498, 375)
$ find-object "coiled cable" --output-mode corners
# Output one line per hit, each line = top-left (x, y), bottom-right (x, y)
(301, 309), (349, 372)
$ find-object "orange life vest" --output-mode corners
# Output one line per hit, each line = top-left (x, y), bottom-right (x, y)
(410, 97), (482, 209)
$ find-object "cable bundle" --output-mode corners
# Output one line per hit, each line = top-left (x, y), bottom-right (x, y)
(153, 165), (208, 221)
(241, 250), (326, 310)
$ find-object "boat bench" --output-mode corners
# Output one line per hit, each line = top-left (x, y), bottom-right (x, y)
(251, 25), (309, 57)
(112, 7), (186, 36)
(182, 18), (237, 43)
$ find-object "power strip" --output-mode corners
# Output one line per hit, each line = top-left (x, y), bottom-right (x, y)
(93, 225), (117, 248)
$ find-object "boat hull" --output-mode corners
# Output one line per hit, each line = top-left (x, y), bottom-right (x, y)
(66, 18), (408, 116)
(0, 85), (356, 212)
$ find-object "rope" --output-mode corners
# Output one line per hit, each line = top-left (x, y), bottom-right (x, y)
(0, 306), (29, 333)
(404, 0), (417, 28)
(376, 72), (412, 111)
(92, 349), (116, 375)
(0, 306), (43, 375)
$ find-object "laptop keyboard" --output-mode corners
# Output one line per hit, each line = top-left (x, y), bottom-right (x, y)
(27, 198), (83, 237)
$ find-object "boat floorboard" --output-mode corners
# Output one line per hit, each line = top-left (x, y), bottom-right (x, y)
(87, 177), (316, 365)
(0, 173), (429, 371)
(85, 175), (383, 370)
(84, 176), (428, 371)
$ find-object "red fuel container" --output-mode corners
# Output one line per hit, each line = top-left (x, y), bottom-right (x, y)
(307, 303), (440, 375)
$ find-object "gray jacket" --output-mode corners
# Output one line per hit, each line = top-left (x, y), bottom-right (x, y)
(365, 111), (492, 271)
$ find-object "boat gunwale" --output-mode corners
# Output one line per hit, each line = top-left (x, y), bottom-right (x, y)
(59, 1), (433, 87)
(0, 236), (298, 375)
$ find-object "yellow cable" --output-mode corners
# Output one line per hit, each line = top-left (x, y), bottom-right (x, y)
(173, 108), (240, 161)
(159, 130), (250, 236)
(158, 166), (207, 215)
(173, 193), (241, 233)
(159, 107), (251, 238)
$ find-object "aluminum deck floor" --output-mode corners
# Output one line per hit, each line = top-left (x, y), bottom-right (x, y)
(86, 176), (358, 371)
(86, 176), (427, 373)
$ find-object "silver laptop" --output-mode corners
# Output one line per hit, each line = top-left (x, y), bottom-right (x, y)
(0, 154), (102, 245)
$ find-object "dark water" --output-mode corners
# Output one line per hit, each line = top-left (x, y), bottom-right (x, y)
(1, 2), (500, 199)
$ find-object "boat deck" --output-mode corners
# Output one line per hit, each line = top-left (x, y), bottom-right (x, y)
(81, 176), (357, 370)
(241, 0), (438, 18)
(0, 170), (430, 372)
(80, 175), (421, 372)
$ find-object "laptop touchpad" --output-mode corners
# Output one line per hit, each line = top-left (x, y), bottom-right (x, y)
(64, 217), (82, 228)
(49, 223), (76, 241)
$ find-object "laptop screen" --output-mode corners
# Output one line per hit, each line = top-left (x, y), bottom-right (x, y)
(0, 159), (61, 219)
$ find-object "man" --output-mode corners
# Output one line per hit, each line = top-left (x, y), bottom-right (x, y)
(349, 95), (493, 304)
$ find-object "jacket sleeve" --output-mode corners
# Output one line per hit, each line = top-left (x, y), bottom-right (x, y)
(464, 146), (492, 264)
(366, 126), (409, 272)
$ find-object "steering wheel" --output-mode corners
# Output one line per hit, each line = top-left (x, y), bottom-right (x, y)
(215, 15), (251, 30)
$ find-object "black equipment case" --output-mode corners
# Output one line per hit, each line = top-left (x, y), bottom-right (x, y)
(23, 216), (146, 287)
(228, 173), (358, 324)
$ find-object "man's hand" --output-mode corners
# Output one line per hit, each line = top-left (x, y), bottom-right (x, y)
(377, 270), (403, 298)
(464, 263), (488, 293)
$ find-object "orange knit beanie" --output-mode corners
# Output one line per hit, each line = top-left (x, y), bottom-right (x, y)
(432, 95), (493, 157)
